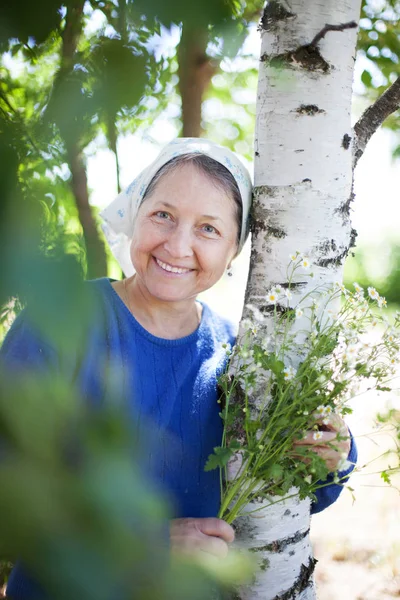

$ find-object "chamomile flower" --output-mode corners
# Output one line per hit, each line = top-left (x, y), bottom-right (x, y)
(295, 308), (304, 319)
(282, 365), (296, 381)
(315, 405), (326, 417)
(353, 282), (363, 294)
(378, 296), (387, 308)
(267, 290), (278, 304)
(289, 252), (299, 262)
(274, 285), (283, 295)
(313, 431), (323, 441)
(285, 290), (293, 301)
(368, 286), (379, 301)
(385, 329), (396, 343)
(301, 257), (310, 269)
(337, 455), (351, 471)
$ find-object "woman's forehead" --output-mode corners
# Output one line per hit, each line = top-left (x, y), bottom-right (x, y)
(145, 164), (236, 210)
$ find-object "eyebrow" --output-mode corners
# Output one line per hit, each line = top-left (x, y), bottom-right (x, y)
(156, 202), (223, 222)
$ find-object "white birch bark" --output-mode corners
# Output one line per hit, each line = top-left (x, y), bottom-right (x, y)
(229, 1), (362, 598)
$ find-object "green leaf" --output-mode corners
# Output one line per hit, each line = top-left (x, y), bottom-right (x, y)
(361, 69), (373, 87)
(204, 446), (232, 471)
(270, 464), (283, 481)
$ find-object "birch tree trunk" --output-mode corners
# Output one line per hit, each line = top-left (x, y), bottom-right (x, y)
(231, 1), (362, 598)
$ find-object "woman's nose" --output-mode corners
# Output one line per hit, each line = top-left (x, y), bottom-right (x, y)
(163, 225), (194, 258)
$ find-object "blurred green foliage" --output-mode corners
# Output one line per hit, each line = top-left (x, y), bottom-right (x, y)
(345, 242), (400, 306)
(357, 0), (400, 154)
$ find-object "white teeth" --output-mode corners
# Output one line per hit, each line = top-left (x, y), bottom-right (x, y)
(156, 258), (191, 274)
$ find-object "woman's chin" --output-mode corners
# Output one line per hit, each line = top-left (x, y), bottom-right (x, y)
(145, 283), (196, 304)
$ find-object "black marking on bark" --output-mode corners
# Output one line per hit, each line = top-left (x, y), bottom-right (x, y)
(294, 148), (304, 153)
(260, 557), (271, 571)
(316, 246), (349, 268)
(350, 227), (358, 249)
(263, 304), (293, 317)
(280, 281), (308, 290)
(253, 185), (278, 198)
(342, 133), (352, 149)
(336, 188), (355, 221)
(232, 518), (257, 541)
(295, 104), (325, 116)
(284, 509), (291, 516)
(302, 178), (311, 183)
(251, 192), (287, 240)
(249, 528), (310, 554)
(269, 44), (330, 73)
(260, 1), (295, 31)
(272, 557), (318, 600)
(255, 151), (260, 157)
(316, 238), (337, 254)
(265, 225), (287, 239)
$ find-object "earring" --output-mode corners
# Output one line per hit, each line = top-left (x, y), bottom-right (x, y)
(227, 267), (233, 277)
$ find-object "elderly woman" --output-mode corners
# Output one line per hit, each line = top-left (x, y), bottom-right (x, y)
(2, 139), (356, 596)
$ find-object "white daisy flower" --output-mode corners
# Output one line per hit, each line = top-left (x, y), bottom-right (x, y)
(289, 252), (299, 262)
(337, 457), (351, 471)
(295, 308), (304, 318)
(267, 290), (278, 304)
(313, 431), (323, 441)
(285, 290), (293, 301)
(368, 286), (379, 300)
(378, 296), (387, 308)
(301, 257), (310, 269)
(282, 365), (296, 381)
(353, 282), (363, 294)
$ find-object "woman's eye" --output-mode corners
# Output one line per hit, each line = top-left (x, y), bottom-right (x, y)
(155, 211), (170, 220)
(202, 224), (218, 235)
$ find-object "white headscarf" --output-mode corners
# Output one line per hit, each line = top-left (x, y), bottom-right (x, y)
(100, 138), (253, 276)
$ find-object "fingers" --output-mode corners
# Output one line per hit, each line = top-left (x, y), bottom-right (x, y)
(196, 517), (235, 543)
(170, 518), (234, 558)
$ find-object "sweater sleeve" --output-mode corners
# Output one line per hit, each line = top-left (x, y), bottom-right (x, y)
(0, 310), (59, 374)
(310, 428), (358, 515)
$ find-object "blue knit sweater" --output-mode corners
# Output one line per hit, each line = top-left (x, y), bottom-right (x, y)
(2, 278), (357, 599)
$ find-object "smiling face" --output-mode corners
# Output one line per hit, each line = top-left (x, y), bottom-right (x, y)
(129, 163), (240, 304)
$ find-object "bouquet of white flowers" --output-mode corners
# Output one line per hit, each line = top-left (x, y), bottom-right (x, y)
(206, 255), (400, 524)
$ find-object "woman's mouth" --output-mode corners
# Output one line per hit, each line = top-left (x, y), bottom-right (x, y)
(154, 257), (193, 275)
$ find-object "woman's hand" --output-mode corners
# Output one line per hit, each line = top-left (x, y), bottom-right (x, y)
(170, 517), (235, 558)
(293, 413), (351, 472)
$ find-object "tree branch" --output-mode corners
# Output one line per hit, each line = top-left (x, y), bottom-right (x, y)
(310, 21), (357, 47)
(353, 76), (400, 168)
